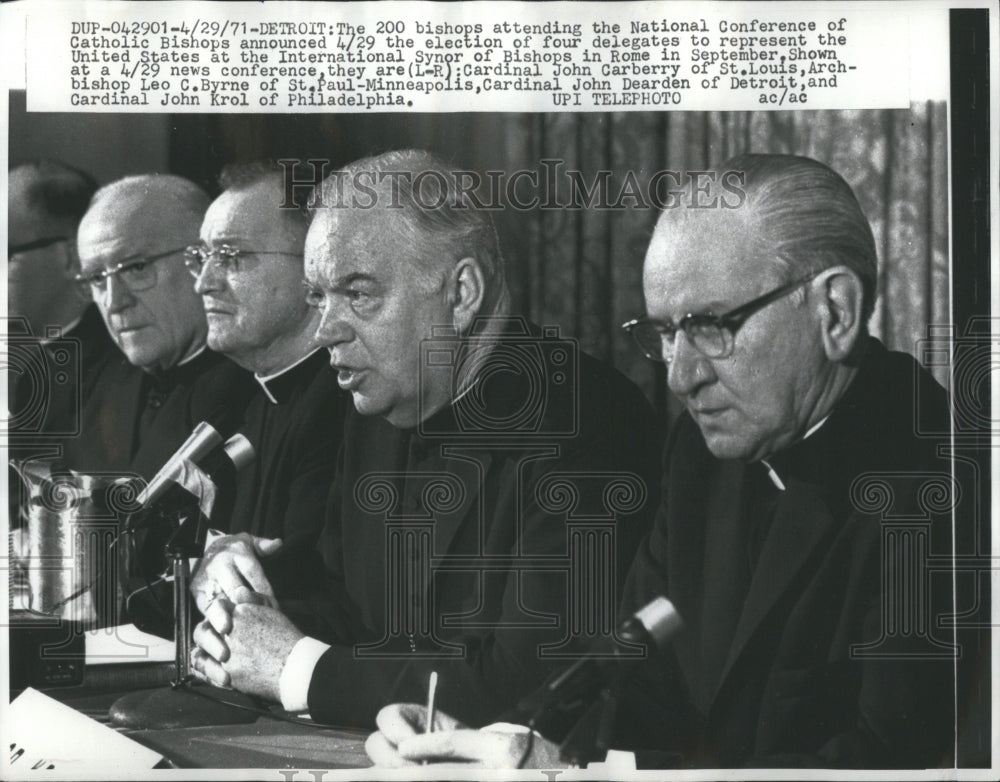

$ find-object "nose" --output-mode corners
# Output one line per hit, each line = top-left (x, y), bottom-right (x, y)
(101, 274), (135, 313)
(193, 258), (225, 295)
(313, 304), (353, 348)
(667, 331), (716, 398)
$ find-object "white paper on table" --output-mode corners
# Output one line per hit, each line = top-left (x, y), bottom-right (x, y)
(7, 688), (162, 771)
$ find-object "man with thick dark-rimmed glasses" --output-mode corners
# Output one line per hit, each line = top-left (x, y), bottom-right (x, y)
(369, 153), (963, 770)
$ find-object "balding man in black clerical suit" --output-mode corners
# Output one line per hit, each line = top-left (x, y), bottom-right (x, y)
(69, 174), (255, 484)
(366, 154), (969, 770)
(189, 150), (661, 730)
(65, 175), (254, 628)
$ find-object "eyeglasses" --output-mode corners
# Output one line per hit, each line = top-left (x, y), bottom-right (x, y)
(184, 244), (303, 278)
(622, 270), (823, 363)
(74, 247), (187, 294)
(9, 236), (68, 257)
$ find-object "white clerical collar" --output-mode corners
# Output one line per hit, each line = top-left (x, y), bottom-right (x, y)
(452, 378), (478, 406)
(415, 377), (480, 427)
(802, 414), (831, 441)
(759, 414), (832, 492)
(759, 460), (787, 492)
(177, 343), (208, 367)
(38, 313), (84, 345)
(255, 348), (325, 405)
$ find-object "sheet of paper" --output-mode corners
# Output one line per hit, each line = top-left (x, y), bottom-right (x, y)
(7, 688), (163, 771)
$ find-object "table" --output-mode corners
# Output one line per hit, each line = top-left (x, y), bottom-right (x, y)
(51, 681), (371, 769)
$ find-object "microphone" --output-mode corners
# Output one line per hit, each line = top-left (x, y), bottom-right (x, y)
(194, 433), (256, 493)
(502, 597), (682, 726)
(135, 421), (225, 508)
(213, 433), (255, 473)
(125, 434), (255, 531)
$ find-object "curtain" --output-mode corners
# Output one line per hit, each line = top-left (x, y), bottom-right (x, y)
(170, 105), (949, 419)
(497, 107), (949, 421)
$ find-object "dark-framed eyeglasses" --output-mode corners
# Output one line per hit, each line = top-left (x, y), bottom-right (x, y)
(622, 270), (824, 363)
(8, 236), (68, 257)
(184, 244), (303, 278)
(74, 246), (188, 294)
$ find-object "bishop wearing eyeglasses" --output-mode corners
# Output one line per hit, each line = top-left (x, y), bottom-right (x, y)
(67, 175), (256, 489)
(180, 162), (350, 637)
(368, 154), (963, 769)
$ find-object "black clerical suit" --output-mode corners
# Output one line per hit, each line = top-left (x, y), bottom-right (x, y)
(59, 346), (255, 628)
(61, 347), (256, 483)
(303, 335), (662, 728)
(617, 338), (962, 768)
(227, 350), (350, 615)
(124, 351), (347, 637)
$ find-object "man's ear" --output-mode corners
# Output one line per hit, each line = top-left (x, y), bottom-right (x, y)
(813, 266), (865, 361)
(61, 241), (90, 302)
(58, 237), (80, 274)
(450, 257), (486, 333)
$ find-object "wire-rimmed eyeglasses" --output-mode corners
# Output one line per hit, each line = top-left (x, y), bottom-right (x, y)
(184, 244), (303, 278)
(622, 270), (823, 363)
(74, 247), (188, 294)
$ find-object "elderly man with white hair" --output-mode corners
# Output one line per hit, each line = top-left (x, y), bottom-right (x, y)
(68, 174), (255, 483)
(190, 150), (661, 731)
(367, 154), (961, 770)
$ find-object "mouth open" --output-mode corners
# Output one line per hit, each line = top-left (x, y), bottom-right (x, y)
(335, 366), (366, 391)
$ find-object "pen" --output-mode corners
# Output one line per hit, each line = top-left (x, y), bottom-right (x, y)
(425, 670), (438, 734)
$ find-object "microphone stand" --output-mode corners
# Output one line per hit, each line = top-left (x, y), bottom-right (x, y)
(164, 505), (204, 687)
(502, 597), (682, 767)
(557, 667), (624, 766)
(109, 494), (259, 730)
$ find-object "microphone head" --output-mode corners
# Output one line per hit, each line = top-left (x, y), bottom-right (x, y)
(135, 421), (223, 506)
(222, 434), (255, 472)
(634, 596), (683, 650)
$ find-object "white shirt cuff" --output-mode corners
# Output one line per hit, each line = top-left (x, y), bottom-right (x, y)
(278, 635), (331, 712)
